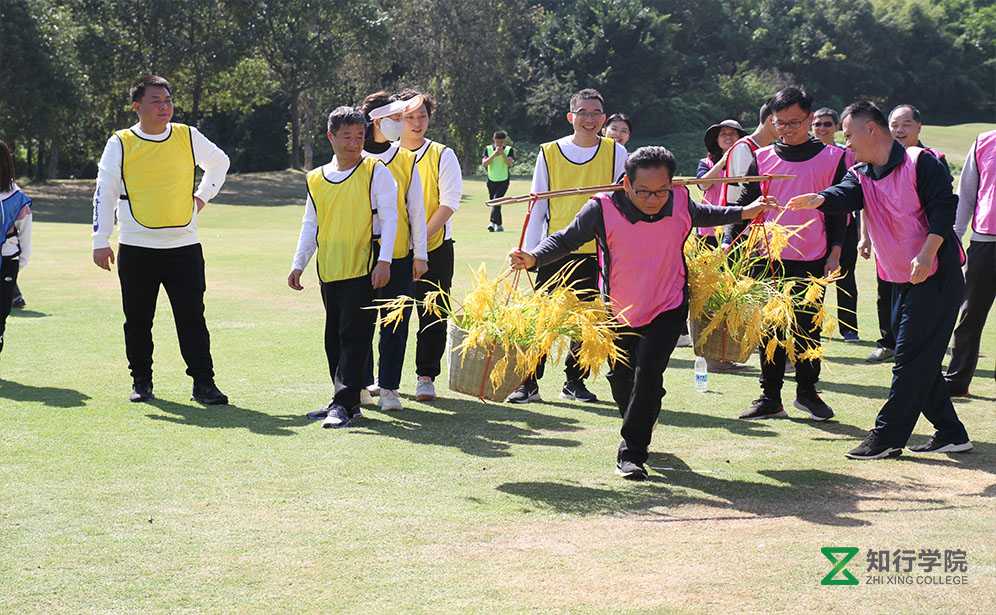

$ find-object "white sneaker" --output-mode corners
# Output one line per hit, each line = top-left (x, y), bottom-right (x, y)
(415, 377), (436, 401)
(379, 389), (403, 411)
(360, 388), (376, 406)
(676, 334), (693, 348)
(366, 384), (381, 397)
(495, 225), (504, 232)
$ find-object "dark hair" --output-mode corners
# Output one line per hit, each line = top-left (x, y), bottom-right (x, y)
(624, 146), (676, 182)
(841, 101), (889, 130)
(130, 75), (172, 103)
(889, 104), (922, 123)
(493, 131), (507, 140)
(605, 113), (632, 133)
(396, 88), (435, 117)
(770, 86), (813, 113)
(358, 90), (392, 117)
(813, 107), (840, 125)
(569, 88), (605, 112)
(0, 141), (14, 193)
(759, 99), (774, 124)
(327, 106), (366, 134)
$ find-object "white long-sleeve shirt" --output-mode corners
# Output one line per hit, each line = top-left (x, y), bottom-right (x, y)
(363, 143), (428, 260)
(954, 138), (994, 242)
(291, 158), (398, 272)
(91, 123), (230, 250)
(408, 139), (462, 241)
(1, 184), (32, 269)
(524, 136), (628, 251)
(724, 138), (759, 205)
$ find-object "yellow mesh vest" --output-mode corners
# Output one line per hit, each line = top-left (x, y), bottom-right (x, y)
(415, 141), (447, 251)
(117, 123), (196, 229)
(383, 147), (415, 259)
(541, 136), (616, 254)
(307, 157), (378, 283)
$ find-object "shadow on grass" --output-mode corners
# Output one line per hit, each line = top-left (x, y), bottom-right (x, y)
(895, 440), (996, 479)
(0, 378), (91, 408)
(498, 452), (950, 527)
(145, 398), (311, 436)
(351, 394), (584, 458)
(9, 309), (49, 319)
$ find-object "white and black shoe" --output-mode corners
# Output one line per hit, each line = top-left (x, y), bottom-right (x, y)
(561, 380), (598, 402)
(616, 460), (648, 481)
(907, 436), (973, 454)
(321, 404), (353, 429)
(506, 379), (541, 404)
(793, 391), (834, 421)
(846, 433), (902, 460)
(739, 397), (786, 420)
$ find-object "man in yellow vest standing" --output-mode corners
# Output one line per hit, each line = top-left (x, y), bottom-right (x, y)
(397, 89), (463, 402)
(508, 88), (627, 404)
(91, 75), (231, 405)
(289, 106), (397, 428)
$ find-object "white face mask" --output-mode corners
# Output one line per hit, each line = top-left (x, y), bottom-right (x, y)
(379, 117), (404, 142)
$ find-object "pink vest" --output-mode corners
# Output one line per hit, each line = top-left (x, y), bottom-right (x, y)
(698, 158), (724, 236)
(858, 148), (937, 283)
(756, 144), (845, 261)
(973, 130), (996, 234)
(596, 190), (691, 328)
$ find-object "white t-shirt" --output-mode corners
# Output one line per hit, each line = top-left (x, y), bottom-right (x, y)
(724, 138), (759, 205)
(291, 158), (398, 272)
(363, 143), (428, 260)
(408, 139), (462, 243)
(524, 136), (628, 251)
(1, 183), (32, 268)
(91, 123), (230, 250)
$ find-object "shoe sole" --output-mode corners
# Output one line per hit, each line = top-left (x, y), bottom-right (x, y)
(908, 442), (973, 454)
(615, 468), (648, 481)
(191, 396), (229, 405)
(129, 394), (154, 403)
(739, 410), (787, 420)
(507, 394), (542, 404)
(415, 394), (436, 402)
(793, 400), (834, 422)
(321, 420), (351, 429)
(560, 392), (598, 403)
(845, 447), (902, 460)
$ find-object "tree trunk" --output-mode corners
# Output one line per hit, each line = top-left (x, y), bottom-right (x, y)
(289, 90), (301, 169)
(301, 92), (314, 170)
(36, 140), (47, 181)
(47, 139), (60, 179)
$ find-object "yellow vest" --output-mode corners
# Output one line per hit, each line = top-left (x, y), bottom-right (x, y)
(117, 123), (196, 229)
(414, 140), (448, 251)
(541, 136), (617, 254)
(307, 157), (379, 283)
(382, 147), (416, 259)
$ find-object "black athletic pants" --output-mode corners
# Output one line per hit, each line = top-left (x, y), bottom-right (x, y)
(413, 239), (454, 379)
(487, 179), (509, 226)
(836, 217), (860, 336)
(117, 243), (214, 385)
(363, 253), (414, 391)
(945, 241), (996, 390)
(322, 275), (377, 409)
(532, 254), (600, 384)
(0, 256), (19, 354)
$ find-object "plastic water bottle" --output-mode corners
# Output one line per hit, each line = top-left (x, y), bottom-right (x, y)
(694, 356), (708, 392)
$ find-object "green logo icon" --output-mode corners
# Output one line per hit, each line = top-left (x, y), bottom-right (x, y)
(821, 547), (860, 585)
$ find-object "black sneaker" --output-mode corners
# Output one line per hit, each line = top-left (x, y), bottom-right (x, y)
(907, 435), (973, 454)
(129, 381), (154, 403)
(616, 460), (648, 481)
(793, 391), (834, 421)
(944, 379), (970, 398)
(321, 403), (352, 429)
(739, 397), (786, 419)
(506, 379), (541, 404)
(192, 381), (229, 405)
(11, 295), (25, 309)
(561, 380), (598, 402)
(845, 433), (902, 460)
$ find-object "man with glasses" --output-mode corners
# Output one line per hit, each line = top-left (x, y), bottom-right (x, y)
(509, 146), (776, 479)
(733, 87), (848, 423)
(508, 88), (628, 405)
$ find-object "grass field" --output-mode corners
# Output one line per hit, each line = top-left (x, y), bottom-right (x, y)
(2, 125), (994, 613)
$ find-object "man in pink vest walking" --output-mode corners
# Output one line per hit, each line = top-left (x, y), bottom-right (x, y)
(788, 101), (972, 460)
(945, 129), (996, 396)
(509, 147), (775, 480)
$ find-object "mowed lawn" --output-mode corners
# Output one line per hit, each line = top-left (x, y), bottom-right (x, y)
(2, 127), (994, 613)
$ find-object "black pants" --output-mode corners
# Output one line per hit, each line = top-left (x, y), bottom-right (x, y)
(836, 218), (859, 336)
(0, 256), (19, 354)
(875, 276), (896, 350)
(413, 239), (455, 379)
(363, 253), (414, 391)
(487, 179), (509, 226)
(117, 243), (214, 385)
(532, 254), (600, 384)
(322, 275), (377, 408)
(610, 306), (686, 465)
(758, 258), (826, 399)
(946, 240), (996, 389)
(874, 264), (968, 446)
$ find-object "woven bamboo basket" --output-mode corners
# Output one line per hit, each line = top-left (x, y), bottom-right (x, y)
(690, 315), (753, 363)
(446, 321), (522, 402)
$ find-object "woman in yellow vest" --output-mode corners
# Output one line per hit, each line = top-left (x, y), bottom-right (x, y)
(397, 89), (463, 402)
(90, 75), (231, 405)
(509, 88), (628, 405)
(289, 106), (398, 429)
(355, 92), (429, 412)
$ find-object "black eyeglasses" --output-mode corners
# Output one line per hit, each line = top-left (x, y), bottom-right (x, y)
(634, 188), (671, 199)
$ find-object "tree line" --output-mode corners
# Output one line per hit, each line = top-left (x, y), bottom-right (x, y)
(1, 0), (993, 180)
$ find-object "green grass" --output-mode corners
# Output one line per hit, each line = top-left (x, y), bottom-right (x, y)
(2, 128), (994, 612)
